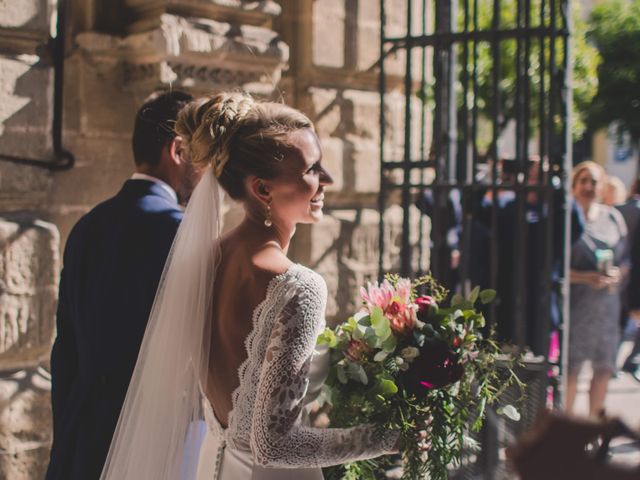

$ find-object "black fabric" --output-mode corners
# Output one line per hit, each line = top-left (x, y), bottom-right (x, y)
(45, 180), (182, 480)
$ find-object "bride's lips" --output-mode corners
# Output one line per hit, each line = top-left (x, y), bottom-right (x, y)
(310, 193), (324, 209)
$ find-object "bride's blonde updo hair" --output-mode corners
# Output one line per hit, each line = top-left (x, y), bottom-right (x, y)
(175, 92), (314, 200)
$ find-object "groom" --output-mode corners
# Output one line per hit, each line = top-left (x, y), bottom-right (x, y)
(45, 90), (199, 480)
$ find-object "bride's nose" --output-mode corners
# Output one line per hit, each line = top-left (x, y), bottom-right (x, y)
(319, 165), (334, 186)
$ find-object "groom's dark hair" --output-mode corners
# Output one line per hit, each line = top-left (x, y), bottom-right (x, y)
(132, 90), (193, 166)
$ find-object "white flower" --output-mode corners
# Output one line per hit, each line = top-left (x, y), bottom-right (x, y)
(400, 346), (420, 362)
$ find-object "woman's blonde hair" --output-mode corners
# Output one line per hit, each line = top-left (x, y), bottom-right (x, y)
(603, 175), (627, 206)
(175, 92), (314, 200)
(571, 160), (606, 189)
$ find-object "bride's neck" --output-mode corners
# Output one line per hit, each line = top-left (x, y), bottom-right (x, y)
(237, 214), (295, 254)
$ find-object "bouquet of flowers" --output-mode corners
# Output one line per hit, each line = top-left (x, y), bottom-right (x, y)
(317, 274), (521, 480)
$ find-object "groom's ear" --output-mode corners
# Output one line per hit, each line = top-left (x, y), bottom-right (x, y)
(247, 176), (271, 205)
(168, 136), (185, 165)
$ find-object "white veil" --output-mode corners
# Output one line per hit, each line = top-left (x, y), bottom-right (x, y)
(100, 167), (221, 480)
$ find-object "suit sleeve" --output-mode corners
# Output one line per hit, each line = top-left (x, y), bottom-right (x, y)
(50, 236), (79, 433)
(250, 274), (398, 468)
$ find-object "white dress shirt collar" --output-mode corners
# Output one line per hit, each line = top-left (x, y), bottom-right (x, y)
(130, 173), (178, 204)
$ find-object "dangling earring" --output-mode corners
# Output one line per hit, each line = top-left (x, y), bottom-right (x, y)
(264, 199), (273, 227)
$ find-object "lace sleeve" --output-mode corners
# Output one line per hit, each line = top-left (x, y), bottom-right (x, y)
(250, 272), (398, 468)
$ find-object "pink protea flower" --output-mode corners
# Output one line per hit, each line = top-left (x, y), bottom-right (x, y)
(395, 278), (412, 304)
(360, 279), (417, 335)
(360, 280), (395, 311)
(388, 305), (417, 335)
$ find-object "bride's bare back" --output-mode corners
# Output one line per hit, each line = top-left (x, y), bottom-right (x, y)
(205, 225), (293, 427)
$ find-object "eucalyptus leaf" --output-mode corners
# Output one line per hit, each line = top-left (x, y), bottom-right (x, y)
(451, 293), (464, 307)
(376, 378), (398, 397)
(371, 307), (390, 334)
(357, 365), (369, 385)
(336, 365), (347, 384)
(373, 350), (389, 362)
(480, 289), (497, 304)
(344, 317), (358, 333)
(381, 334), (397, 352)
(352, 324), (367, 340)
(364, 328), (380, 348)
(316, 328), (337, 347)
(468, 286), (480, 304)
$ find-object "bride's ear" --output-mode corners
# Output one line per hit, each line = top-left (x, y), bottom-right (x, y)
(246, 176), (272, 206)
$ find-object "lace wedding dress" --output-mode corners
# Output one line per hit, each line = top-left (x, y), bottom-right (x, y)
(195, 264), (397, 479)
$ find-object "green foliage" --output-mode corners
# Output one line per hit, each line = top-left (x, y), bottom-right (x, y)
(416, 0), (600, 150)
(587, 0), (640, 141)
(320, 275), (521, 480)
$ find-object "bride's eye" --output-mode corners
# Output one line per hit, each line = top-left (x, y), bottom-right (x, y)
(306, 163), (320, 174)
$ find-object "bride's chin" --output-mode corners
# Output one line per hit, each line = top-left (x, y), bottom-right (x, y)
(301, 211), (323, 224)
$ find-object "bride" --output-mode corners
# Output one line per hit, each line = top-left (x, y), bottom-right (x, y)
(99, 92), (399, 479)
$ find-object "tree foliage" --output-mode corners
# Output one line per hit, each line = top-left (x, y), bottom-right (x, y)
(466, 0), (599, 145)
(587, 0), (640, 142)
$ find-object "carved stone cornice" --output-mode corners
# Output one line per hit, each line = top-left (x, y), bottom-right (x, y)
(125, 0), (282, 32)
(0, 28), (50, 56)
(75, 14), (288, 95)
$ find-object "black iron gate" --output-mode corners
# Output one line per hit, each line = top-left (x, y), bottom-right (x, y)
(378, 0), (572, 476)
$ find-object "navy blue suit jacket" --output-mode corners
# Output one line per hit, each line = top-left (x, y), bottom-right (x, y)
(45, 180), (182, 480)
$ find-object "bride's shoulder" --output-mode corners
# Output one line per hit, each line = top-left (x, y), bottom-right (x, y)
(252, 245), (294, 277)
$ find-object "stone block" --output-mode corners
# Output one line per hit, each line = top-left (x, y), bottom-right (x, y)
(0, 0), (52, 31)
(0, 367), (52, 480)
(48, 135), (133, 208)
(317, 136), (343, 193)
(348, 138), (379, 194)
(382, 90), (428, 162)
(308, 87), (341, 138)
(0, 216), (59, 370)
(343, 89), (379, 140)
(312, 0), (344, 68)
(0, 162), (53, 212)
(332, 209), (380, 321)
(356, 13), (379, 72)
(0, 54), (53, 160)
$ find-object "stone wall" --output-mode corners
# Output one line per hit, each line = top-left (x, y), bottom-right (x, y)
(281, 0), (430, 323)
(0, 0), (430, 476)
(0, 0), (59, 476)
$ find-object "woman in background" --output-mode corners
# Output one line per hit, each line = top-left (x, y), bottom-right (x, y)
(565, 161), (627, 416)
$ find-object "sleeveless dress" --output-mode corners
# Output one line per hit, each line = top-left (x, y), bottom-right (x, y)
(194, 264), (398, 479)
(569, 204), (627, 372)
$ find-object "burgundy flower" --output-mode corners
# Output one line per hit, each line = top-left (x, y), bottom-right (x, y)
(415, 296), (438, 323)
(404, 339), (464, 392)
